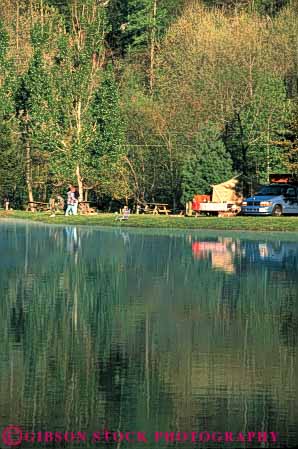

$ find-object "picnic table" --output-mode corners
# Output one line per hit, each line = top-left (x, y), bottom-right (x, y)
(26, 201), (50, 212)
(146, 203), (171, 215)
(78, 201), (97, 215)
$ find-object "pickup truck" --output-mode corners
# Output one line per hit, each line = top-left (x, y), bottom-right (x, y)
(241, 183), (298, 216)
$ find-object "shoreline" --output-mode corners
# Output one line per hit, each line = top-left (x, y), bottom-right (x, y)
(1, 211), (298, 233)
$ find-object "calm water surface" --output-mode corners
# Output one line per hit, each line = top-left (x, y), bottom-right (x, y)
(0, 220), (297, 448)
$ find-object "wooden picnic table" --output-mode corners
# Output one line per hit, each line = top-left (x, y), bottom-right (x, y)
(26, 201), (50, 212)
(78, 201), (97, 215)
(146, 203), (171, 215)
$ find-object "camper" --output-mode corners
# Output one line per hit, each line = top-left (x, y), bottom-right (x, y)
(190, 176), (243, 217)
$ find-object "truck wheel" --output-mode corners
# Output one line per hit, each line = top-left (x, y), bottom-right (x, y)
(272, 205), (282, 217)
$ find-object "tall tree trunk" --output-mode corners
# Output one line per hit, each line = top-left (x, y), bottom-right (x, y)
(168, 136), (176, 210)
(75, 99), (83, 201)
(26, 140), (34, 204)
(30, 0), (34, 23)
(236, 112), (248, 178)
(149, 0), (157, 94)
(76, 164), (83, 201)
(16, 1), (19, 51)
(266, 119), (270, 183)
(40, 0), (44, 28)
(24, 117), (34, 206)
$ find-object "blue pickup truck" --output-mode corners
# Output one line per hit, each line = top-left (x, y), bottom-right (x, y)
(241, 183), (298, 216)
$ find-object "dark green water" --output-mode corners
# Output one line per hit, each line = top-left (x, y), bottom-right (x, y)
(0, 220), (297, 448)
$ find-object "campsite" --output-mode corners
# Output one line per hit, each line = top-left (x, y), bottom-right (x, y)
(0, 2), (298, 449)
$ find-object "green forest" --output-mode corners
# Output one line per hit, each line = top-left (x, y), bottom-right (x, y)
(0, 0), (298, 210)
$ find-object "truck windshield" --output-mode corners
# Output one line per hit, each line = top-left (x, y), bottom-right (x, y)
(257, 185), (288, 196)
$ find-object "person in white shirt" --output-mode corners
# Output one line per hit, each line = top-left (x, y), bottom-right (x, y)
(65, 186), (75, 216)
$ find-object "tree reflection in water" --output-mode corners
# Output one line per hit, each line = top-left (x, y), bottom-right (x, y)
(0, 222), (297, 448)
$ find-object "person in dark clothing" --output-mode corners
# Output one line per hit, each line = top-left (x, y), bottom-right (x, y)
(72, 186), (79, 215)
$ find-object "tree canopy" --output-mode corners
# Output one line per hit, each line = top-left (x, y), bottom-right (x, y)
(0, 0), (298, 208)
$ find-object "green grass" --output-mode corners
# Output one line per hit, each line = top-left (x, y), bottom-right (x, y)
(1, 210), (298, 232)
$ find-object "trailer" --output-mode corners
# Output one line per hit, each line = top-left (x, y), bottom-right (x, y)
(199, 201), (240, 216)
(189, 176), (243, 217)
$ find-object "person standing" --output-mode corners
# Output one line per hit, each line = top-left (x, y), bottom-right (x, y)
(72, 186), (79, 216)
(65, 186), (75, 216)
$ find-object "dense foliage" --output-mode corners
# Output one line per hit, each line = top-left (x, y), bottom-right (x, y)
(0, 0), (298, 209)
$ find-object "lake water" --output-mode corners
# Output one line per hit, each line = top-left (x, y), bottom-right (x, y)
(0, 220), (297, 448)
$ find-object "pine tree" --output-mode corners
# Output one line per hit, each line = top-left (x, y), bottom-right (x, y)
(89, 66), (127, 198)
(223, 73), (292, 184)
(15, 23), (60, 202)
(0, 20), (24, 207)
(181, 126), (234, 204)
(107, 0), (186, 92)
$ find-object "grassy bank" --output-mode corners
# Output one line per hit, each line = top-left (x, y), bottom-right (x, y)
(1, 210), (298, 232)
